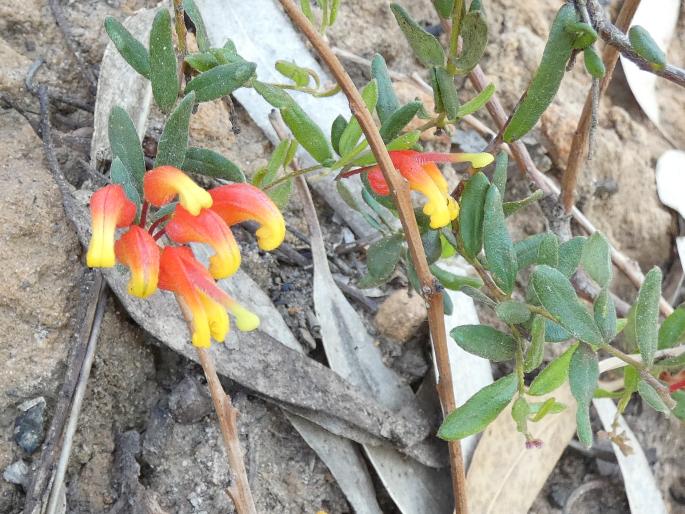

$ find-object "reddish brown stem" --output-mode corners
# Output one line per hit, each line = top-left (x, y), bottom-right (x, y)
(561, 0), (641, 213)
(276, 1), (468, 512)
(152, 228), (166, 241)
(196, 348), (257, 514)
(139, 201), (149, 227)
(148, 214), (170, 235)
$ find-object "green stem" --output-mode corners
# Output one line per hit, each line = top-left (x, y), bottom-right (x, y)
(447, 0), (465, 75)
(511, 326), (526, 394)
(525, 304), (557, 322)
(263, 163), (323, 191)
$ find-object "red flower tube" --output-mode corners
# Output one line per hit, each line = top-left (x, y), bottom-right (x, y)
(86, 184), (137, 268)
(209, 183), (286, 251)
(114, 226), (161, 298)
(165, 205), (241, 279)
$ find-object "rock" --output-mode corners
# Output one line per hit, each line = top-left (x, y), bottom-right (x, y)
(374, 288), (427, 343)
(670, 476), (685, 505)
(14, 397), (46, 453)
(168, 377), (212, 425)
(3, 460), (29, 488)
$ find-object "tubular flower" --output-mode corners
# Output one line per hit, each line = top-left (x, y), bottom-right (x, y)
(165, 205), (241, 279)
(143, 166), (212, 215)
(365, 150), (494, 229)
(114, 226), (160, 298)
(159, 247), (259, 348)
(209, 183), (286, 251)
(86, 184), (137, 267)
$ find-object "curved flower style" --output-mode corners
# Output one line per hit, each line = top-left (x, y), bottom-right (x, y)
(209, 183), (286, 251)
(86, 184), (137, 267)
(114, 226), (160, 298)
(364, 150), (494, 229)
(144, 166), (212, 215)
(165, 205), (241, 280)
(159, 247), (259, 348)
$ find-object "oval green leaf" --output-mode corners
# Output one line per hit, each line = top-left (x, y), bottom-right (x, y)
(183, 147), (245, 183)
(390, 3), (445, 67)
(155, 91), (195, 168)
(450, 325), (516, 362)
(458, 172), (489, 258)
(185, 61), (256, 103)
(104, 17), (150, 78)
(108, 106), (145, 193)
(483, 185), (517, 294)
(149, 9), (178, 112)
(528, 342), (578, 396)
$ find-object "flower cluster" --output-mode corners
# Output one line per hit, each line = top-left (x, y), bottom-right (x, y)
(86, 166), (286, 348)
(356, 150), (494, 229)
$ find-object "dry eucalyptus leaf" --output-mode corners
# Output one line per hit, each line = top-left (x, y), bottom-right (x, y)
(466, 384), (577, 514)
(594, 398), (669, 514)
(91, 8), (155, 168)
(655, 149), (685, 218)
(620, 0), (680, 129)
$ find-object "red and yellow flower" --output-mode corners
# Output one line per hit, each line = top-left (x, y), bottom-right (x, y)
(361, 150), (494, 229)
(85, 166), (284, 348)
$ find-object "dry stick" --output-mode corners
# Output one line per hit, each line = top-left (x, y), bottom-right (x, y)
(196, 348), (257, 514)
(45, 276), (108, 514)
(277, 1), (468, 512)
(450, 32), (674, 317)
(561, 0), (641, 214)
(47, 0), (97, 94)
(22, 275), (106, 514)
(587, 0), (685, 88)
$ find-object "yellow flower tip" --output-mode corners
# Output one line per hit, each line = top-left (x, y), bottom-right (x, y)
(462, 152), (495, 169)
(179, 187), (213, 216)
(191, 331), (212, 348)
(448, 197), (460, 220)
(208, 251), (241, 280)
(127, 275), (158, 298)
(201, 293), (230, 342)
(231, 304), (260, 332)
(255, 222), (286, 252)
(86, 244), (116, 268)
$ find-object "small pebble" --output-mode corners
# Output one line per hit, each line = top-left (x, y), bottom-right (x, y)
(169, 377), (212, 424)
(14, 397), (46, 454)
(3, 460), (29, 488)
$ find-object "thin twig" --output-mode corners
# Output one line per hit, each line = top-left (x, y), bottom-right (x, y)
(588, 0), (685, 88)
(26, 59), (94, 113)
(45, 276), (108, 514)
(561, 0), (640, 213)
(277, 2), (468, 511)
(196, 348), (257, 514)
(47, 0), (98, 93)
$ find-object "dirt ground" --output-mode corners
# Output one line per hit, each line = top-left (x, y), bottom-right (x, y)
(0, 0), (683, 512)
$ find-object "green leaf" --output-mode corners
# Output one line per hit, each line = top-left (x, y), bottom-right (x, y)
(594, 288), (617, 342)
(524, 315), (546, 372)
(438, 373), (517, 440)
(515, 233), (546, 270)
(557, 236), (586, 277)
(155, 91), (195, 168)
(443, 291), (454, 315)
(422, 229), (442, 265)
(433, 0), (455, 19)
(530, 265), (602, 345)
(637, 380), (670, 414)
(457, 82), (496, 118)
(109, 157), (141, 207)
(379, 101), (422, 143)
(528, 343), (578, 396)
(492, 150), (507, 196)
(569, 342), (598, 447)
(537, 232), (559, 267)
(495, 301), (531, 324)
(511, 396), (530, 434)
(483, 185), (517, 294)
(502, 4), (577, 142)
(433, 66), (459, 119)
(185, 52), (220, 72)
(183, 0), (210, 52)
(529, 398), (567, 422)
(149, 9), (178, 112)
(336, 180), (382, 231)
(252, 80), (294, 109)
(565, 21), (598, 49)
(583, 46), (606, 79)
(371, 54), (401, 124)
(454, 10), (488, 74)
(658, 306), (685, 349)
(502, 189), (544, 217)
(300, 0), (314, 22)
(183, 147), (245, 183)
(330, 115), (347, 156)
(104, 17), (150, 78)
(629, 25), (667, 71)
(545, 319), (572, 342)
(581, 232), (612, 287)
(339, 80), (378, 156)
(185, 61), (256, 103)
(430, 264), (483, 291)
(390, 4), (446, 67)
(281, 103), (334, 165)
(458, 172), (489, 258)
(108, 106), (145, 193)
(366, 233), (404, 281)
(624, 267), (662, 365)
(264, 138), (291, 185)
(275, 60), (310, 87)
(268, 179), (292, 209)
(450, 325), (516, 361)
